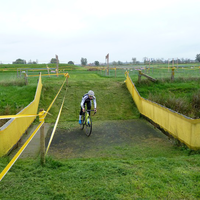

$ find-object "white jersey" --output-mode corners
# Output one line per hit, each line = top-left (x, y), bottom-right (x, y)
(81, 93), (97, 109)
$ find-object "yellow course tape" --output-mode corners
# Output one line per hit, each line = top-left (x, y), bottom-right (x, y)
(0, 114), (37, 119)
(45, 78), (66, 116)
(0, 122), (44, 182)
(45, 96), (65, 155)
(28, 73), (67, 77)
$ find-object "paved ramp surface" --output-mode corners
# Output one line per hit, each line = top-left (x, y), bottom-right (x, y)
(45, 119), (172, 159)
(9, 123), (51, 159)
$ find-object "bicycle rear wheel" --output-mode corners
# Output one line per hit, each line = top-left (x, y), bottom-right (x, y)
(85, 116), (92, 137)
(80, 115), (85, 130)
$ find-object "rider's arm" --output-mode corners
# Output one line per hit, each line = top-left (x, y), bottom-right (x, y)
(93, 97), (97, 112)
(81, 95), (88, 111)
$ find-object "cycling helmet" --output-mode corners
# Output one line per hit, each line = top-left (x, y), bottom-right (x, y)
(88, 90), (94, 97)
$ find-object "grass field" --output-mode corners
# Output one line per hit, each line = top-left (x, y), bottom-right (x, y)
(0, 64), (200, 199)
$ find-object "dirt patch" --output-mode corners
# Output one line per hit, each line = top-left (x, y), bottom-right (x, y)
(45, 119), (171, 159)
(87, 68), (100, 71)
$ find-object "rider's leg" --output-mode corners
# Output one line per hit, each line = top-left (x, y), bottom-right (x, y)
(79, 107), (84, 124)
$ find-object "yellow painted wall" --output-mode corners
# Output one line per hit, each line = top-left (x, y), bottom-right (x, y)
(125, 72), (200, 149)
(0, 75), (42, 157)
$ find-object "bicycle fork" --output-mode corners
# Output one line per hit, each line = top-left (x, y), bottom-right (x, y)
(85, 112), (90, 125)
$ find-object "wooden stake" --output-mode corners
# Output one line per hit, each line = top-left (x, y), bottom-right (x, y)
(46, 65), (50, 77)
(66, 76), (68, 88)
(149, 59), (150, 70)
(39, 109), (45, 165)
(40, 123), (45, 165)
(138, 71), (142, 83)
(168, 59), (169, 72)
(23, 72), (28, 85)
(177, 58), (178, 71)
(56, 55), (59, 77)
(171, 68), (175, 82)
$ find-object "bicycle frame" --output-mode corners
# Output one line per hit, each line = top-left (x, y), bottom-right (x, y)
(84, 112), (90, 125)
(80, 110), (96, 136)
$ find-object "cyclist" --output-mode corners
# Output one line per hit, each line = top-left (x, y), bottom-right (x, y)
(79, 90), (97, 124)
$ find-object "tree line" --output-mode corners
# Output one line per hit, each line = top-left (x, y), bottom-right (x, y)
(11, 58), (75, 65)
(11, 57), (98, 66)
(10, 54), (200, 66)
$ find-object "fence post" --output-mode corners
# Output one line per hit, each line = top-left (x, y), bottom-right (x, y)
(64, 73), (69, 88)
(40, 123), (45, 165)
(56, 55), (59, 77)
(171, 67), (175, 81)
(46, 65), (50, 77)
(138, 71), (142, 83)
(39, 109), (46, 165)
(22, 71), (28, 85)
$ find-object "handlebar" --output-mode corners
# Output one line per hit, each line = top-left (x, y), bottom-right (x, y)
(83, 110), (97, 115)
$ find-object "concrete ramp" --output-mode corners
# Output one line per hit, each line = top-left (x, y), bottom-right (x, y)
(45, 119), (171, 159)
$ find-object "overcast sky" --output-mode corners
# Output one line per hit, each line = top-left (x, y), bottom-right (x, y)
(0, 0), (199, 64)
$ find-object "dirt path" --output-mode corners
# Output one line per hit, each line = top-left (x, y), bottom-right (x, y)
(45, 119), (171, 159)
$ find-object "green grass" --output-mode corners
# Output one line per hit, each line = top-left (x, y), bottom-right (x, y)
(0, 72), (37, 117)
(135, 78), (200, 118)
(0, 146), (200, 199)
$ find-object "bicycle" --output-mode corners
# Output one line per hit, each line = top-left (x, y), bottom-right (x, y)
(80, 110), (96, 137)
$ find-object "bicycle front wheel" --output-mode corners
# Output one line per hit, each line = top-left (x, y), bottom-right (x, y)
(85, 116), (92, 137)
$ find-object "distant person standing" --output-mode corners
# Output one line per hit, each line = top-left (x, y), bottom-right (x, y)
(79, 90), (97, 124)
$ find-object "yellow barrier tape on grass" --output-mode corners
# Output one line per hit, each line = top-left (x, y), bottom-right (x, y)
(28, 73), (68, 77)
(0, 122), (44, 182)
(0, 114), (38, 119)
(45, 96), (65, 155)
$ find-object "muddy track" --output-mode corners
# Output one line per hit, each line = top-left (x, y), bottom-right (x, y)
(45, 119), (171, 159)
